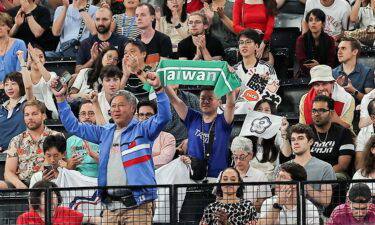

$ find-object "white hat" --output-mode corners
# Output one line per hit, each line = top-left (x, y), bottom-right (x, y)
(309, 65), (335, 85)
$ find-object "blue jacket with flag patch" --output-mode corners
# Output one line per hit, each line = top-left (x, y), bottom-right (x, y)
(57, 92), (172, 206)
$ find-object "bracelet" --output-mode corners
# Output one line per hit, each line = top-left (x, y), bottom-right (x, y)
(25, 13), (32, 17)
(78, 8), (86, 12)
(154, 86), (163, 92)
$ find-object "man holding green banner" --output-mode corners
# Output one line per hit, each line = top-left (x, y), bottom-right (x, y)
(156, 59), (239, 223)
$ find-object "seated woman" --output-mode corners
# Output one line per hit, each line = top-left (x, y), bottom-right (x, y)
(248, 99), (288, 181)
(156, 0), (189, 58)
(200, 167), (257, 225)
(0, 51), (34, 151)
(350, 0), (375, 30)
(68, 47), (120, 101)
(352, 135), (375, 194)
(295, 9), (336, 77)
(25, 44), (58, 119)
(17, 180), (97, 224)
(112, 0), (141, 39)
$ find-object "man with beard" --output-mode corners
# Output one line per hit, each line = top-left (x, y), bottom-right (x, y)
(299, 65), (355, 128)
(4, 100), (63, 188)
(75, 7), (127, 73)
(66, 100), (100, 177)
(284, 123), (336, 213)
(178, 12), (224, 60)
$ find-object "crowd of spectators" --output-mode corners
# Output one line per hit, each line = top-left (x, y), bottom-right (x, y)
(0, 0), (374, 223)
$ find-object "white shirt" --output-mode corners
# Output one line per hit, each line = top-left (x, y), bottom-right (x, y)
(98, 91), (111, 123)
(260, 196), (320, 225)
(304, 0), (351, 36)
(360, 88), (375, 118)
(351, 170), (375, 195)
(242, 166), (272, 204)
(356, 124), (374, 152)
(32, 72), (58, 119)
(358, 4), (375, 28)
(71, 68), (93, 94)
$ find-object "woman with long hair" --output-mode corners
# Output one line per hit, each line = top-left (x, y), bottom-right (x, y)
(68, 46), (120, 101)
(350, 0), (375, 29)
(156, 0), (189, 57)
(232, 0), (277, 62)
(200, 167), (257, 225)
(295, 9), (336, 77)
(248, 99), (288, 181)
(352, 135), (375, 194)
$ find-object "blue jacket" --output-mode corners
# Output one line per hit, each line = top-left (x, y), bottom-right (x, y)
(57, 92), (172, 205)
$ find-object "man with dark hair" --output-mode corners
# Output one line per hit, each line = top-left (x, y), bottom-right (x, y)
(66, 100), (100, 177)
(283, 123), (336, 212)
(75, 7), (128, 73)
(51, 70), (171, 224)
(299, 65), (355, 128)
(333, 37), (374, 102)
(137, 101), (176, 168)
(328, 183), (375, 224)
(4, 100), (63, 188)
(258, 162), (320, 224)
(178, 12), (224, 60)
(136, 3), (172, 68)
(309, 95), (355, 180)
(356, 98), (375, 169)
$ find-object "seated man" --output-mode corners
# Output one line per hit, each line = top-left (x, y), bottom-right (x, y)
(333, 37), (374, 102)
(75, 7), (127, 73)
(258, 162), (320, 224)
(285, 123), (336, 212)
(299, 65), (355, 128)
(4, 100), (62, 188)
(178, 12), (224, 61)
(66, 100), (100, 177)
(230, 136), (271, 212)
(137, 101), (176, 168)
(328, 183), (375, 224)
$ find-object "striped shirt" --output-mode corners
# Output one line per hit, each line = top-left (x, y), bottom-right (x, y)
(113, 14), (141, 39)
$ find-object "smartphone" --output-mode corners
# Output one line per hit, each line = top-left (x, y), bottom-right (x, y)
(340, 71), (349, 86)
(44, 165), (53, 172)
(304, 59), (314, 64)
(55, 71), (72, 92)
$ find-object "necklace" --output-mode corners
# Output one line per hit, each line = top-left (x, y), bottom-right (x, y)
(316, 129), (329, 143)
(201, 116), (217, 158)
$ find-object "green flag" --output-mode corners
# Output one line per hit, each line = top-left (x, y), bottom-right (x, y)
(144, 60), (241, 98)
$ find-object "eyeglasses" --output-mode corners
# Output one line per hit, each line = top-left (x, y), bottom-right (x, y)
(311, 108), (331, 114)
(138, 112), (154, 118)
(188, 20), (203, 25)
(238, 40), (254, 45)
(232, 154), (249, 161)
(105, 54), (119, 62)
(79, 111), (95, 117)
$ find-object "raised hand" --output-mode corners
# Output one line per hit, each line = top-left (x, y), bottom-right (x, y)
(15, 9), (25, 26)
(145, 72), (161, 89)
(83, 140), (99, 162)
(90, 42), (99, 61)
(88, 90), (99, 103)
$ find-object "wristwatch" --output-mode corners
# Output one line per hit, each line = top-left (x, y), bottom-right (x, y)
(273, 203), (283, 211)
(25, 12), (32, 17)
(174, 23), (182, 29)
(136, 69), (143, 76)
(354, 90), (359, 96)
(78, 8), (86, 12)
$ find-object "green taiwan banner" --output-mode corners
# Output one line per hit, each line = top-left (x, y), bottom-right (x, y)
(144, 60), (242, 98)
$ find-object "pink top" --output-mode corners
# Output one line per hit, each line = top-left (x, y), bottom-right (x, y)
(152, 131), (176, 167)
(327, 203), (375, 225)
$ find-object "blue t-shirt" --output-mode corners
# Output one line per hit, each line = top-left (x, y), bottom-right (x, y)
(0, 97), (27, 150)
(0, 39), (27, 82)
(66, 135), (100, 178)
(184, 108), (232, 178)
(332, 63), (374, 94)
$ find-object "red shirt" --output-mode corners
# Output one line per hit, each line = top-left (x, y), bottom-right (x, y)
(16, 207), (83, 225)
(186, 0), (204, 13)
(328, 203), (375, 225)
(232, 1), (275, 41)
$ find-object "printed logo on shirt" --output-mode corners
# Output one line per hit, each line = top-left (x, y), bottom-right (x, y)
(111, 143), (121, 153)
(195, 129), (209, 144)
(311, 141), (335, 154)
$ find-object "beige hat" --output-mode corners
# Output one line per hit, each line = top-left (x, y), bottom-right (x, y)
(308, 65), (335, 85)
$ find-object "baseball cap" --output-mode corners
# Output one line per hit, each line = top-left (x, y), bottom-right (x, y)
(309, 65), (335, 85)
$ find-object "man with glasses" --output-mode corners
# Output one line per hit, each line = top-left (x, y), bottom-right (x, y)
(137, 101), (176, 168)
(328, 183), (375, 224)
(230, 136), (271, 212)
(66, 100), (100, 177)
(75, 7), (128, 73)
(178, 12), (224, 60)
(299, 65), (355, 129)
(258, 162), (320, 225)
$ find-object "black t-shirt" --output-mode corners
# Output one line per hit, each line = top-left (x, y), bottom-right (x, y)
(76, 32), (128, 65)
(137, 30), (172, 67)
(310, 123), (355, 169)
(177, 33), (224, 60)
(8, 5), (51, 48)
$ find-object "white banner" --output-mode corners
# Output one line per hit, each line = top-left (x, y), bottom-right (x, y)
(239, 111), (282, 139)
